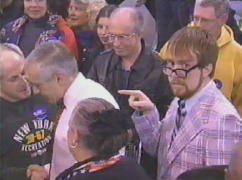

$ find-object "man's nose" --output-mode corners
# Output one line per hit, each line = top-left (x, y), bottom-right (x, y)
(112, 37), (121, 46)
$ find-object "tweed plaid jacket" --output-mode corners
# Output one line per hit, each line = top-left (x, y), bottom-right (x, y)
(132, 81), (242, 180)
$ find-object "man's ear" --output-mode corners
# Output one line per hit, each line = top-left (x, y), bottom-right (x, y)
(202, 64), (213, 77)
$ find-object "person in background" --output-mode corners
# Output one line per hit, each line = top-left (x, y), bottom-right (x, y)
(0, 0), (24, 29)
(88, 4), (118, 63)
(88, 7), (172, 179)
(160, 0), (242, 116)
(0, 0), (78, 57)
(67, 0), (106, 75)
(24, 42), (118, 180)
(0, 43), (56, 180)
(155, 0), (242, 50)
(56, 98), (151, 180)
(120, 26), (242, 180)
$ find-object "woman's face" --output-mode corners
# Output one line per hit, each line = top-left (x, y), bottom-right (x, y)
(97, 17), (111, 46)
(67, 0), (89, 27)
(24, 0), (47, 19)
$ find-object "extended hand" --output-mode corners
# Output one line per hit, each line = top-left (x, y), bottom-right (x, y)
(136, 0), (146, 7)
(118, 90), (155, 114)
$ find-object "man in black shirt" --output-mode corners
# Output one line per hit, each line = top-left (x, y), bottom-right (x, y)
(0, 43), (55, 180)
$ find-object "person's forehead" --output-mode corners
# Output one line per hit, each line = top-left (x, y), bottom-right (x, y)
(24, 63), (42, 82)
(98, 17), (109, 24)
(1, 51), (23, 69)
(166, 48), (198, 63)
(2, 60), (24, 78)
(194, 4), (217, 18)
(70, 0), (88, 8)
(109, 19), (135, 34)
(167, 58), (197, 65)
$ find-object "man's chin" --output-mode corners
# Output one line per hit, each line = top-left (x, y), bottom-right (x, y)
(114, 49), (126, 56)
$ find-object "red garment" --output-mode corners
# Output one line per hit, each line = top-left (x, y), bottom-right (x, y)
(57, 18), (79, 59)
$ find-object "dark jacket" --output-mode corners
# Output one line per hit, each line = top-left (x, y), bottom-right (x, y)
(0, 95), (56, 180)
(0, 14), (78, 57)
(56, 157), (152, 180)
(87, 44), (173, 118)
(72, 28), (102, 75)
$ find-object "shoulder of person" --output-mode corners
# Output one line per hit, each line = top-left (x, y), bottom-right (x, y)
(99, 49), (113, 56)
(94, 49), (114, 62)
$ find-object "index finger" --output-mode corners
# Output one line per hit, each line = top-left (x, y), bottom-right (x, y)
(118, 90), (142, 97)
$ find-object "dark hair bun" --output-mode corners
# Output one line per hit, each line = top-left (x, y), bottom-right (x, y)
(89, 109), (132, 137)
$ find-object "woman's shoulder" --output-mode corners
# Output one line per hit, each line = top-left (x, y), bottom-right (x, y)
(85, 157), (152, 180)
(58, 157), (152, 180)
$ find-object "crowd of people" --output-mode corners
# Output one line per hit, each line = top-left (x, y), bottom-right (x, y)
(0, 0), (242, 180)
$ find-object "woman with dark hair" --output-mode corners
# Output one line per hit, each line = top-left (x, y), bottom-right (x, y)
(56, 98), (151, 180)
(94, 4), (118, 52)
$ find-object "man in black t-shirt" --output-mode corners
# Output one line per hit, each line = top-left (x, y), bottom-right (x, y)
(0, 43), (55, 180)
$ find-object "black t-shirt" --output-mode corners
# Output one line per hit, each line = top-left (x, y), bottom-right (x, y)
(0, 95), (56, 180)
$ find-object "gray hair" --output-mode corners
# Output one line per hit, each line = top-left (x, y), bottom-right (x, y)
(110, 7), (144, 34)
(197, 0), (230, 18)
(0, 43), (24, 79)
(26, 42), (78, 81)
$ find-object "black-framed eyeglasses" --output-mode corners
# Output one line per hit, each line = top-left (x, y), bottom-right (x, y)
(162, 64), (201, 79)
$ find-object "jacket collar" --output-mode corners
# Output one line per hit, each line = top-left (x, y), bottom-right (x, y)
(12, 14), (62, 32)
(109, 40), (154, 72)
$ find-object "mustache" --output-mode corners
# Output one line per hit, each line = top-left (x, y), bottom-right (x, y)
(170, 80), (185, 85)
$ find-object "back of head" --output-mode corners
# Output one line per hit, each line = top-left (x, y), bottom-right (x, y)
(70, 98), (132, 159)
(164, 26), (219, 77)
(26, 42), (78, 81)
(176, 165), (227, 180)
(110, 7), (144, 34)
(197, 0), (230, 18)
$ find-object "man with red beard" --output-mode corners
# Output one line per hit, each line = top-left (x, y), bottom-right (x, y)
(119, 26), (242, 180)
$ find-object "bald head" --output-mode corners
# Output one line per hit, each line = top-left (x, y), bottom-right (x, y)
(0, 43), (24, 79)
(0, 43), (31, 102)
(110, 7), (144, 34)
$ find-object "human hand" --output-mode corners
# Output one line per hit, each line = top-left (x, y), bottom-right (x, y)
(27, 164), (48, 180)
(118, 90), (155, 114)
(136, 0), (146, 7)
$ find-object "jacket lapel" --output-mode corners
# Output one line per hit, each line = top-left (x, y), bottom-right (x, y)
(165, 93), (214, 168)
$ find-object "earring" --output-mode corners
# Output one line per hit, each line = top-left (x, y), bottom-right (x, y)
(70, 142), (78, 149)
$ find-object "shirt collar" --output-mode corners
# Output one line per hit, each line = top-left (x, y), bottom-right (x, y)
(176, 80), (215, 113)
(63, 73), (85, 108)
